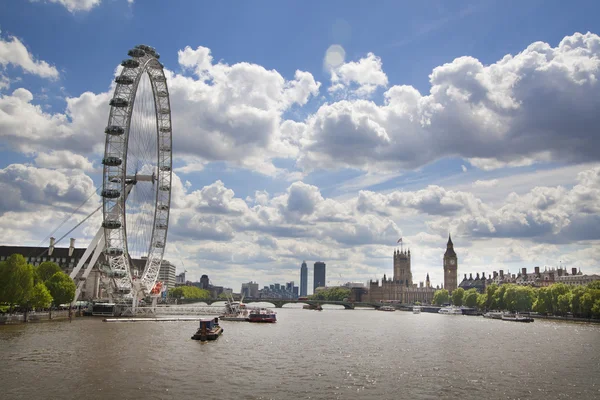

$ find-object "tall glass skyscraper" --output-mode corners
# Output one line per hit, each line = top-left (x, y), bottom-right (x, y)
(300, 261), (308, 296)
(313, 261), (326, 291)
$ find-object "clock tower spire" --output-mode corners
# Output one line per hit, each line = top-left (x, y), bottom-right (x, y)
(443, 234), (458, 292)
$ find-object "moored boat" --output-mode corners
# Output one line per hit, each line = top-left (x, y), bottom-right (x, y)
(483, 311), (504, 320)
(412, 306), (422, 314)
(248, 308), (277, 323)
(501, 313), (534, 323)
(191, 317), (223, 341)
(438, 306), (463, 315)
(378, 305), (396, 312)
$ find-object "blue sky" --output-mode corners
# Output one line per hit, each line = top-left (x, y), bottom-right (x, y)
(0, 0), (599, 293)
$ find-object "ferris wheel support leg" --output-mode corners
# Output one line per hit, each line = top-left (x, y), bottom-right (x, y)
(69, 227), (105, 305)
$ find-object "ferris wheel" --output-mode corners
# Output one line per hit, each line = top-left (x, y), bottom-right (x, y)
(100, 44), (172, 300)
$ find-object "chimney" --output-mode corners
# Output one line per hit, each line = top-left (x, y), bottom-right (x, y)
(535, 266), (540, 275)
(69, 238), (75, 257)
(571, 267), (577, 276)
(499, 270), (504, 278)
(557, 268), (563, 277)
(464, 273), (467, 280)
(522, 267), (527, 275)
(476, 273), (480, 280)
(49, 237), (55, 256)
(493, 271), (498, 278)
(482, 272), (486, 279)
(469, 273), (473, 280)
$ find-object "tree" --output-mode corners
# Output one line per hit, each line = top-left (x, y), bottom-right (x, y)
(451, 287), (465, 306)
(570, 286), (586, 316)
(310, 287), (350, 301)
(45, 272), (76, 307)
(493, 284), (508, 310)
(464, 289), (479, 308)
(432, 289), (449, 306)
(534, 287), (552, 314)
(476, 293), (487, 310)
(217, 292), (231, 300)
(30, 283), (53, 310)
(168, 286), (210, 300)
(0, 254), (35, 312)
(550, 283), (570, 314)
(504, 285), (535, 312)
(36, 261), (62, 283)
(485, 284), (498, 309)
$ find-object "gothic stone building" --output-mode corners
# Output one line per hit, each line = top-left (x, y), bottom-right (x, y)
(365, 249), (436, 304)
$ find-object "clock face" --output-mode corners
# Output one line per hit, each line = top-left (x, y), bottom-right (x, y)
(450, 259), (455, 265)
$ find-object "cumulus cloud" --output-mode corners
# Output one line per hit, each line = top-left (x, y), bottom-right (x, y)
(0, 164), (97, 214)
(35, 150), (95, 171)
(428, 166), (600, 242)
(0, 35), (59, 79)
(300, 32), (600, 172)
(329, 52), (388, 97)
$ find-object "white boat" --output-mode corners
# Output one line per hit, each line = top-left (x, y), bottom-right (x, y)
(378, 305), (396, 312)
(483, 311), (504, 319)
(220, 295), (250, 321)
(412, 306), (422, 314)
(438, 306), (462, 315)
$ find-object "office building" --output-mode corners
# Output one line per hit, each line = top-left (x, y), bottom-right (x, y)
(314, 261), (326, 292)
(300, 261), (308, 297)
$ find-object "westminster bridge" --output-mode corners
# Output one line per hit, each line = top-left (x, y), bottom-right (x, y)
(175, 298), (396, 310)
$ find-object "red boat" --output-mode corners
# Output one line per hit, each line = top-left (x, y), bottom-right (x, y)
(248, 308), (277, 323)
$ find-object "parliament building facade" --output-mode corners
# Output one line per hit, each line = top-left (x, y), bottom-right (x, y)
(365, 235), (459, 304)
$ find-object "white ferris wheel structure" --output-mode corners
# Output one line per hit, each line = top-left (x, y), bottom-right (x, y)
(68, 45), (172, 311)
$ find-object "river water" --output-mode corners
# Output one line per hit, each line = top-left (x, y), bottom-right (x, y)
(1, 306), (599, 400)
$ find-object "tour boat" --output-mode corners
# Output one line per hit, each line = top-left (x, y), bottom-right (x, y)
(412, 306), (422, 314)
(191, 317), (223, 341)
(220, 296), (250, 321)
(247, 308), (277, 323)
(501, 313), (534, 323)
(378, 305), (396, 312)
(438, 306), (463, 315)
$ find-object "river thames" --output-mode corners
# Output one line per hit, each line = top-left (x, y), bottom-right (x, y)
(1, 306), (599, 400)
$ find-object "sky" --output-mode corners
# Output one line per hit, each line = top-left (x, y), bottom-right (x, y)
(0, 0), (599, 294)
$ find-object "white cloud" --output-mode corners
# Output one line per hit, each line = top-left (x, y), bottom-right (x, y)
(34, 150), (95, 172)
(329, 52), (388, 97)
(0, 35), (59, 79)
(300, 32), (600, 172)
(45, 0), (101, 12)
(473, 179), (498, 188)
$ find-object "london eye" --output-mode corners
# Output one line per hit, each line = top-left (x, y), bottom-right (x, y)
(100, 45), (172, 302)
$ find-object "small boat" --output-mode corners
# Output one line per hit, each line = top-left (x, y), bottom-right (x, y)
(501, 313), (534, 323)
(302, 304), (322, 311)
(412, 306), (421, 314)
(483, 311), (504, 320)
(378, 306), (395, 312)
(438, 306), (462, 315)
(191, 317), (223, 341)
(248, 308), (277, 323)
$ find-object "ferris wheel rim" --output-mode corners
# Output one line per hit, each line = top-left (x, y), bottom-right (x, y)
(100, 44), (172, 297)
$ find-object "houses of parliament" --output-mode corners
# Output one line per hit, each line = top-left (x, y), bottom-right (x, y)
(365, 235), (458, 304)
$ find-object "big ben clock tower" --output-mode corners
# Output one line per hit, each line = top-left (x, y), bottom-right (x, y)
(443, 234), (458, 292)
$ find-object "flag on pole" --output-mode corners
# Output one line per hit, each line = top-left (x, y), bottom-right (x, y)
(397, 238), (403, 244)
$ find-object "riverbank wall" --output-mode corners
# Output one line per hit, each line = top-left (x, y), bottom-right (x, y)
(0, 310), (71, 325)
